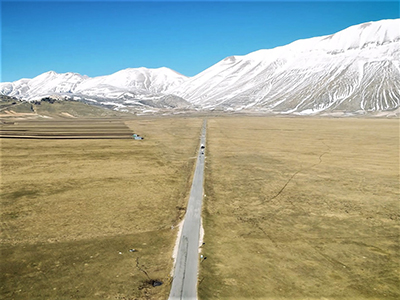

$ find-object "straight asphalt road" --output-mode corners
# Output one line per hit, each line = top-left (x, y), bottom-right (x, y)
(169, 120), (207, 300)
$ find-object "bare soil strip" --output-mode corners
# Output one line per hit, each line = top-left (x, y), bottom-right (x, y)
(0, 119), (133, 139)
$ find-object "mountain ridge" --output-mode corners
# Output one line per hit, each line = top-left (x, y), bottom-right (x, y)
(168, 18), (400, 113)
(1, 18), (399, 115)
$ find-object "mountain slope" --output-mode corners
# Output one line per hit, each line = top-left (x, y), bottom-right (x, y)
(0, 67), (188, 101)
(169, 19), (400, 113)
(1, 19), (399, 115)
(0, 72), (87, 100)
(73, 67), (187, 98)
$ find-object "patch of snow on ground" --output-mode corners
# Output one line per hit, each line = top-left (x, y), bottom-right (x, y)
(199, 218), (204, 253)
(171, 220), (184, 276)
(102, 102), (125, 107)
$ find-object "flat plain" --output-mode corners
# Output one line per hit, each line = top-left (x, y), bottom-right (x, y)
(1, 117), (203, 299)
(200, 116), (399, 300)
(1, 115), (399, 300)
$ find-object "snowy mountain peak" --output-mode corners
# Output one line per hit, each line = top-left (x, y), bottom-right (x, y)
(1, 19), (399, 115)
(244, 18), (399, 62)
(295, 18), (400, 52)
(73, 67), (188, 96)
(111, 66), (187, 81)
(170, 19), (400, 113)
(0, 67), (189, 101)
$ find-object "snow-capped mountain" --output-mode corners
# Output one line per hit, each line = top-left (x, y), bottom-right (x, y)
(0, 71), (87, 100)
(1, 19), (399, 115)
(168, 19), (400, 113)
(73, 67), (187, 98)
(0, 67), (189, 109)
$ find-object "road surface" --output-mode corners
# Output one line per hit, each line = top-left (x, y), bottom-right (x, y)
(169, 120), (207, 300)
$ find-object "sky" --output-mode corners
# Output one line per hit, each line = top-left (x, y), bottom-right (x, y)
(1, 1), (399, 82)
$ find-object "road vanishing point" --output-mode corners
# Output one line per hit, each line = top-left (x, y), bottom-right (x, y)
(169, 120), (207, 300)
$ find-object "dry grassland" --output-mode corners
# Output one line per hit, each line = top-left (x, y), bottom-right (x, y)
(200, 117), (399, 300)
(1, 117), (203, 299)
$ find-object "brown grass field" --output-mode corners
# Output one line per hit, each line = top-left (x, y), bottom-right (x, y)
(1, 117), (203, 299)
(1, 116), (399, 300)
(199, 117), (399, 300)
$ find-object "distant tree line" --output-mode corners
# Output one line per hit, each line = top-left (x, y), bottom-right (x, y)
(0, 95), (19, 102)
(40, 97), (57, 104)
(31, 96), (71, 105)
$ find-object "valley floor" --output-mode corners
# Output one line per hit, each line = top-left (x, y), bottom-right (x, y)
(200, 117), (399, 299)
(1, 115), (399, 299)
(0, 117), (203, 299)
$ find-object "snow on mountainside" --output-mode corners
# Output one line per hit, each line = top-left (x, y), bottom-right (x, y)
(168, 19), (400, 113)
(0, 67), (188, 107)
(1, 19), (399, 115)
(0, 71), (87, 100)
(74, 67), (187, 97)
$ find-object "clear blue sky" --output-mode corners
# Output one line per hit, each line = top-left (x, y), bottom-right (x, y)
(1, 1), (399, 82)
